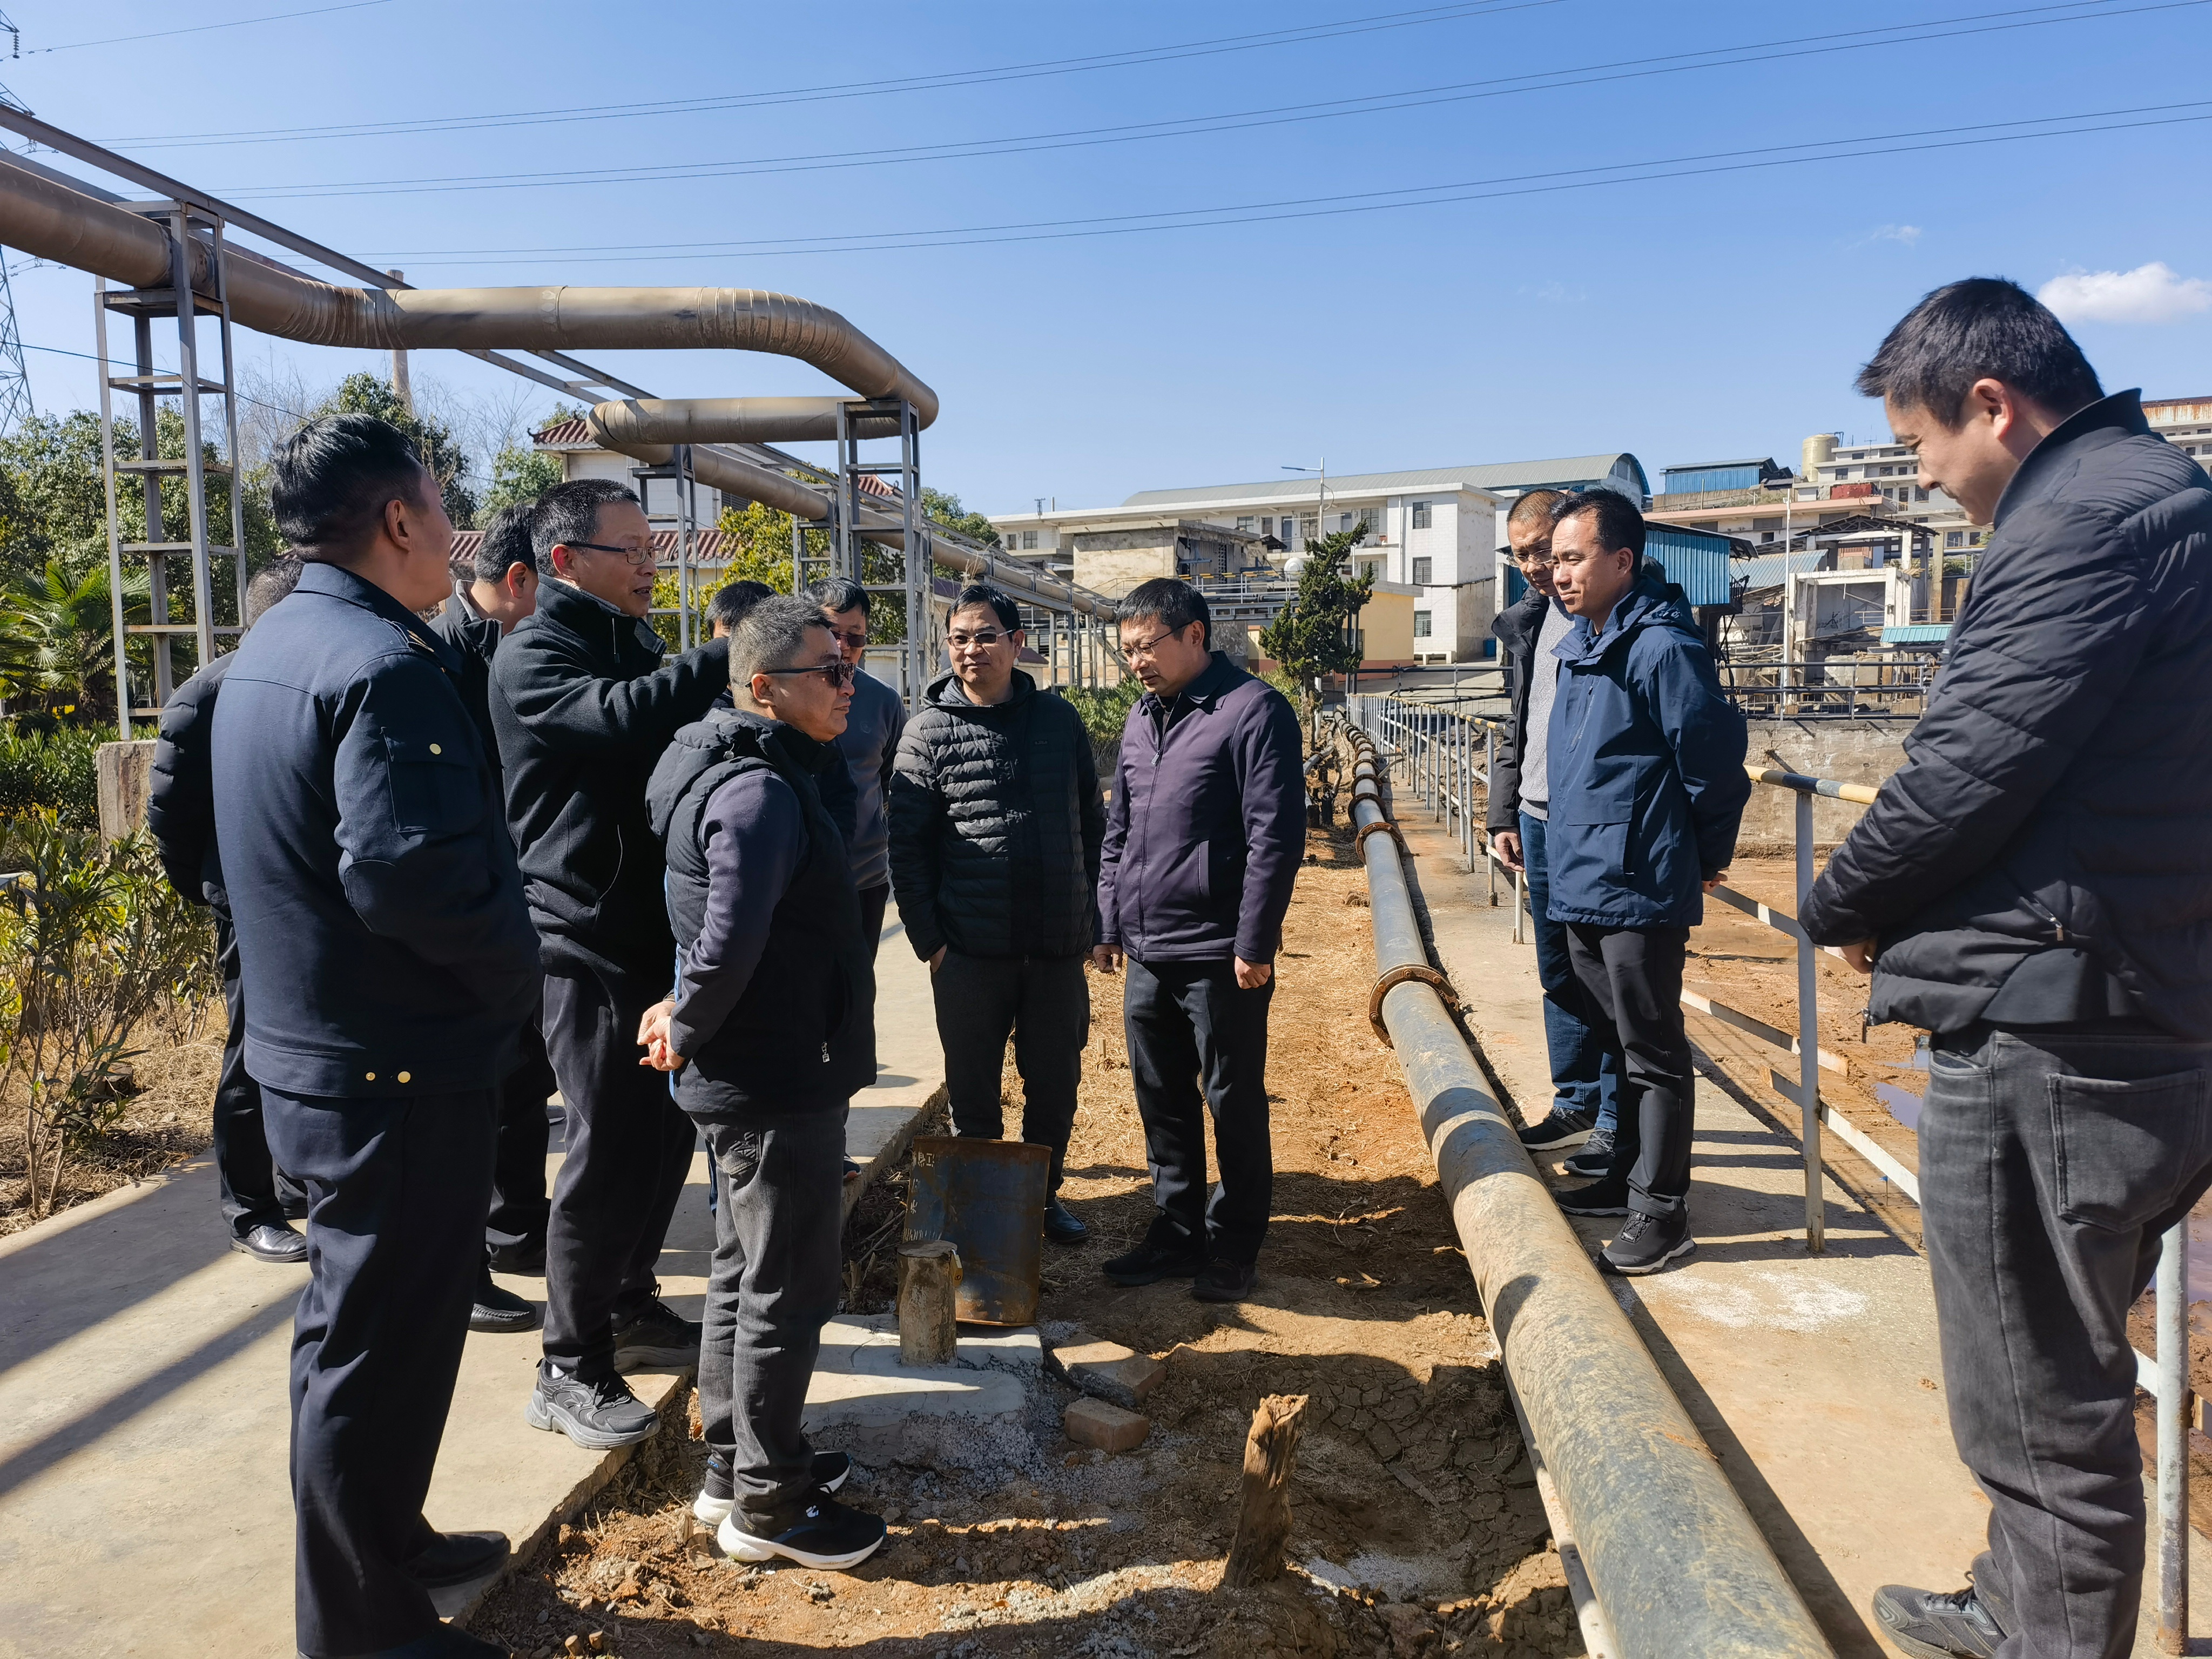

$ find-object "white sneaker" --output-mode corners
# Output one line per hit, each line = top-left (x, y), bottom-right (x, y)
(692, 1451), (851, 1527)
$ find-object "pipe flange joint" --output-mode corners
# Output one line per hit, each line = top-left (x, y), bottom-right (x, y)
(1368, 963), (1458, 1043)
(1354, 818), (1402, 853)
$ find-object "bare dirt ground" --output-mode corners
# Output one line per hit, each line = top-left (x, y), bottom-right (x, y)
(0, 1002), (224, 1237)
(468, 826), (1586, 1659)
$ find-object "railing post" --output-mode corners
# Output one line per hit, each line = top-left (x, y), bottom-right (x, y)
(1793, 787), (1824, 1253)
(2158, 1219), (2190, 1654)
(1485, 726), (1498, 906)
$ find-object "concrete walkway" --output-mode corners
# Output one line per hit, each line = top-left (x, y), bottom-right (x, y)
(1397, 815), (2212, 1659)
(0, 905), (942, 1659)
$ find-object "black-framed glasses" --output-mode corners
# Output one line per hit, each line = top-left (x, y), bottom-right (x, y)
(760, 660), (857, 690)
(1121, 625), (1183, 659)
(947, 628), (1013, 649)
(827, 628), (869, 651)
(564, 539), (657, 569)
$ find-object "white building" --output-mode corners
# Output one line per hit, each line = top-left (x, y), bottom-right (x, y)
(992, 453), (1648, 664)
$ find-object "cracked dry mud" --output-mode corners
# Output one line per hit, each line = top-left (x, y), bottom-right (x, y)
(469, 826), (1584, 1658)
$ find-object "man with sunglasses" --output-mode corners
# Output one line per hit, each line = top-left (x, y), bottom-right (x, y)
(888, 584), (1105, 1245)
(490, 477), (731, 1451)
(1488, 489), (1623, 1177)
(810, 577), (908, 956)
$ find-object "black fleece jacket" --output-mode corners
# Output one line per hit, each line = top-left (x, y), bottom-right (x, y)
(489, 578), (730, 987)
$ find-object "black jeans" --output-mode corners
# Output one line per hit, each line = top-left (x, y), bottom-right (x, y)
(487, 1006), (555, 1257)
(860, 881), (889, 963)
(1923, 1023), (2212, 1659)
(260, 1087), (495, 1659)
(212, 911), (305, 1234)
(541, 967), (697, 1375)
(1123, 956), (1275, 1265)
(933, 950), (1089, 1187)
(698, 1107), (847, 1523)
(1564, 923), (1694, 1218)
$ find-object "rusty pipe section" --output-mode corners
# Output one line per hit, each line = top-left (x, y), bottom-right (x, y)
(589, 396), (910, 449)
(1338, 720), (1834, 1659)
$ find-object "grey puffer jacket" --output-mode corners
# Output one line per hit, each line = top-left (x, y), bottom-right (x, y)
(887, 670), (1105, 962)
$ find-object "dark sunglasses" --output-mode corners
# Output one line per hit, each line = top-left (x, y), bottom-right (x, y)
(760, 660), (857, 690)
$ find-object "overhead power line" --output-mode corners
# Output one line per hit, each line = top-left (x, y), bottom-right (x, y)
(202, 0), (2206, 205)
(341, 101), (2212, 267)
(26, 0), (394, 55)
(97, 1), (1553, 149)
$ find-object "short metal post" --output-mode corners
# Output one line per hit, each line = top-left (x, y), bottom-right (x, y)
(2158, 1219), (2190, 1653)
(1514, 867), (1527, 945)
(1794, 787), (1824, 1253)
(1485, 726), (1498, 905)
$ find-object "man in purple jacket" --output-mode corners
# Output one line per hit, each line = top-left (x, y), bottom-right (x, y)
(1092, 579), (1307, 1302)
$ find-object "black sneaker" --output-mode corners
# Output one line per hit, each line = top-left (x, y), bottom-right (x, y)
(524, 1363), (658, 1450)
(1101, 1237), (1207, 1286)
(1192, 1259), (1256, 1303)
(231, 1222), (307, 1264)
(1517, 1105), (1597, 1151)
(692, 1451), (852, 1526)
(611, 1294), (702, 1370)
(718, 1486), (886, 1570)
(404, 1529), (510, 1588)
(1043, 1195), (1089, 1245)
(1557, 1177), (1632, 1217)
(1600, 1210), (1696, 1276)
(470, 1265), (541, 1335)
(1870, 1578), (2007, 1659)
(1561, 1128), (1616, 1180)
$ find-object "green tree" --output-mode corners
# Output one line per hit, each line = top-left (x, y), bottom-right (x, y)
(921, 487), (1001, 547)
(1258, 529), (1374, 733)
(0, 555), (147, 725)
(481, 444), (563, 515)
(318, 374), (478, 528)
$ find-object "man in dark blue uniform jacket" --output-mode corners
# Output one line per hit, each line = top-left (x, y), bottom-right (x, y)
(213, 414), (541, 1659)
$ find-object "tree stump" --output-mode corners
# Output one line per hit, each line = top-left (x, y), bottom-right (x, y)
(897, 1239), (961, 1366)
(1223, 1393), (1309, 1587)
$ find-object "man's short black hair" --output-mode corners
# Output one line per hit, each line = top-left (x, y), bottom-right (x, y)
(1856, 277), (2103, 429)
(950, 583), (1021, 633)
(730, 594), (831, 687)
(1505, 488), (1567, 533)
(708, 579), (775, 633)
(808, 576), (870, 619)
(532, 477), (641, 576)
(242, 556), (305, 629)
(1116, 577), (1210, 647)
(474, 502), (538, 584)
(1549, 488), (1646, 559)
(268, 413), (430, 561)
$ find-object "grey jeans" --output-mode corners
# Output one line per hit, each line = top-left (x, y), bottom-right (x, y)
(1922, 1024), (2212, 1659)
(698, 1107), (848, 1523)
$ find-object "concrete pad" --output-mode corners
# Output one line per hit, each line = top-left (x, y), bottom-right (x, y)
(803, 1313), (1040, 1460)
(0, 898), (945, 1659)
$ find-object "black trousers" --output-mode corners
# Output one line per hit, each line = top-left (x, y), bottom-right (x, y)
(541, 967), (697, 1375)
(1923, 1023), (2212, 1659)
(261, 1087), (495, 1659)
(1564, 923), (1695, 1218)
(212, 912), (305, 1234)
(933, 950), (1089, 1187)
(1123, 955), (1275, 1265)
(486, 1006), (555, 1257)
(860, 881), (889, 963)
(699, 1107), (847, 1523)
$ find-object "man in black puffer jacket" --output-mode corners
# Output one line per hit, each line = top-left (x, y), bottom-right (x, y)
(1800, 279), (2212, 1659)
(889, 585), (1105, 1245)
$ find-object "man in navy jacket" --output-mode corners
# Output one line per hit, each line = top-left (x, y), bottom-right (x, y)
(1542, 489), (1749, 1276)
(213, 414), (539, 1659)
(1093, 579), (1306, 1303)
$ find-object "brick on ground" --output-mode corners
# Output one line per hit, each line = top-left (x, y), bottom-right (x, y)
(1064, 1397), (1151, 1453)
(1050, 1332), (1166, 1412)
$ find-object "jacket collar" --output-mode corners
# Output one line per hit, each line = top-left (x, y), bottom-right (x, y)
(296, 559), (462, 673)
(1554, 578), (1683, 666)
(1492, 582), (1555, 653)
(711, 706), (835, 773)
(1994, 389), (2148, 527)
(535, 575), (667, 663)
(926, 667), (1036, 711)
(1138, 650), (1238, 716)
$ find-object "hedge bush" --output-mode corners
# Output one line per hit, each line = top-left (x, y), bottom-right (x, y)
(0, 726), (102, 831)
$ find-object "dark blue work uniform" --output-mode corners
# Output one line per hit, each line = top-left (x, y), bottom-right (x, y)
(213, 560), (539, 1659)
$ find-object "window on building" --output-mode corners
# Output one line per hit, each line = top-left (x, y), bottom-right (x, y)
(1413, 610), (1433, 638)
(1833, 468), (1852, 480)
(1411, 556), (1433, 585)
(1236, 516), (1255, 532)
(1021, 530), (1038, 550)
(1762, 531), (1774, 543)
(1298, 513), (1318, 545)
(1411, 500), (1433, 529)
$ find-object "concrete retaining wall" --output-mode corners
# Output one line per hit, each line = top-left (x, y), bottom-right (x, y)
(1736, 718), (1910, 849)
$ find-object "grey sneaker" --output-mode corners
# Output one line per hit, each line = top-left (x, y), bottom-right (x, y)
(1870, 1578), (2006, 1659)
(1562, 1128), (1616, 1180)
(611, 1294), (701, 1371)
(1517, 1106), (1596, 1151)
(1599, 1210), (1696, 1276)
(525, 1363), (657, 1450)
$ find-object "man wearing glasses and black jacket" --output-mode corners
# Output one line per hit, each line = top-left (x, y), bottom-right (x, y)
(491, 478), (731, 1452)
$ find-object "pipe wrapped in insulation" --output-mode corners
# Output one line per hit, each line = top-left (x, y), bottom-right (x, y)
(589, 396), (909, 448)
(1342, 725), (1833, 1659)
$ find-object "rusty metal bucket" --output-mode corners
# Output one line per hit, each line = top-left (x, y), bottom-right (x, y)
(903, 1136), (1048, 1326)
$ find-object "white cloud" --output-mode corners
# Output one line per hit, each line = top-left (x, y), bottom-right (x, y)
(2039, 262), (2212, 325)
(1868, 224), (1921, 246)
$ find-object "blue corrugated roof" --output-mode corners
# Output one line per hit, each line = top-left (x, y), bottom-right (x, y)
(1881, 623), (1953, 644)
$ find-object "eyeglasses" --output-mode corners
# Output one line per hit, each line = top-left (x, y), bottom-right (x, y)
(759, 659), (857, 690)
(1121, 626), (1184, 660)
(827, 628), (869, 651)
(1510, 547), (1556, 570)
(947, 629), (1013, 649)
(564, 540), (657, 569)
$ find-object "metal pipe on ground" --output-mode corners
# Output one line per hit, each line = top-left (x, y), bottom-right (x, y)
(1334, 719), (1833, 1659)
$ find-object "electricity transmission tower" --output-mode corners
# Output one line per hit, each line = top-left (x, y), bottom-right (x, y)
(0, 12), (31, 433)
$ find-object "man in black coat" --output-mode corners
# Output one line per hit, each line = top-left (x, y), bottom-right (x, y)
(490, 477), (731, 1451)
(431, 502), (558, 1330)
(147, 557), (307, 1264)
(213, 414), (539, 1659)
(1801, 279), (2212, 1659)
(888, 584), (1105, 1245)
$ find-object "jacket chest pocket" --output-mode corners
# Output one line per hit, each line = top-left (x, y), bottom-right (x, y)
(386, 735), (482, 835)
(1556, 778), (1636, 875)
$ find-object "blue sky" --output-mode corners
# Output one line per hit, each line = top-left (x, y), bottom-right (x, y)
(9, 0), (2212, 512)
